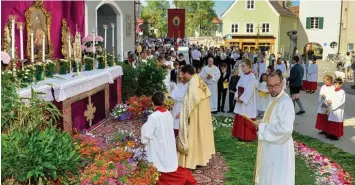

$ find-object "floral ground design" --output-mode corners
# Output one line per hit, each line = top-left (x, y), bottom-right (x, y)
(90, 118), (228, 185)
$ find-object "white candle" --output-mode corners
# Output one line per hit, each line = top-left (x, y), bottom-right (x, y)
(20, 27), (23, 60)
(111, 25), (114, 47)
(11, 19), (15, 58)
(68, 35), (71, 59)
(42, 34), (45, 62)
(104, 27), (107, 50)
(31, 32), (34, 63)
(92, 30), (96, 55)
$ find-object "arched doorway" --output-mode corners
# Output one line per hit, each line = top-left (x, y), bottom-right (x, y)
(304, 42), (323, 59)
(96, 1), (123, 59)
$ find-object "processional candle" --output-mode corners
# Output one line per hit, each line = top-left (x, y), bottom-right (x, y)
(31, 31), (34, 63)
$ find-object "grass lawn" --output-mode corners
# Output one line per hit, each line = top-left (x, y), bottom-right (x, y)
(215, 127), (315, 185)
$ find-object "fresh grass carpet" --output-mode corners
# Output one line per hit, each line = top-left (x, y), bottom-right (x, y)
(215, 127), (315, 185)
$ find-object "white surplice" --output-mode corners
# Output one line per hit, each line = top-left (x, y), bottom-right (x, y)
(170, 82), (188, 129)
(302, 64), (308, 81)
(233, 72), (257, 118)
(253, 62), (267, 79)
(275, 63), (287, 77)
(256, 90), (295, 185)
(200, 65), (221, 111)
(141, 110), (178, 173)
(317, 85), (335, 114)
(326, 89), (346, 122)
(307, 63), (318, 82)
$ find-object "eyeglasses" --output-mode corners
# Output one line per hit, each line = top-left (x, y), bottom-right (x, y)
(267, 82), (282, 89)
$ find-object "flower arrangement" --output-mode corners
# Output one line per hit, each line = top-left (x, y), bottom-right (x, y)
(81, 34), (104, 58)
(294, 141), (353, 185)
(164, 98), (175, 111)
(34, 62), (45, 81)
(111, 104), (129, 121)
(126, 96), (153, 119)
(107, 54), (114, 67)
(59, 59), (70, 74)
(73, 130), (159, 185)
(84, 57), (94, 71)
(45, 59), (56, 77)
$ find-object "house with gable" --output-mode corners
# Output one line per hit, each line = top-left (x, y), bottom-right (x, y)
(221, 0), (297, 56)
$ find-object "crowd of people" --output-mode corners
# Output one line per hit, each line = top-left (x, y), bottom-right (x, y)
(133, 40), (348, 185)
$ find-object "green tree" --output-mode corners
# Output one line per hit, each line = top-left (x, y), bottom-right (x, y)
(173, 0), (217, 37)
(286, 0), (293, 7)
(141, 0), (170, 37)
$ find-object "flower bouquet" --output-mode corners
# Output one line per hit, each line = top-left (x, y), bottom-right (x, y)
(84, 57), (94, 71)
(111, 104), (129, 121)
(45, 59), (56, 77)
(59, 59), (70, 74)
(34, 62), (45, 81)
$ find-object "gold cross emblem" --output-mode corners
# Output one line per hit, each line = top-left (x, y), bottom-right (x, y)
(84, 97), (96, 127)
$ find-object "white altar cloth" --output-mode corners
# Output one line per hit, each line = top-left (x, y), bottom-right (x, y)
(19, 66), (123, 102)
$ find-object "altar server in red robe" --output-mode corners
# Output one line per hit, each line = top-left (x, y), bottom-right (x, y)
(307, 57), (318, 94)
(324, 78), (346, 140)
(232, 58), (257, 141)
(141, 92), (197, 185)
(315, 75), (334, 134)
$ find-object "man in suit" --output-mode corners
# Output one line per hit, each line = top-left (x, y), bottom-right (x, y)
(288, 55), (306, 115)
(218, 63), (230, 112)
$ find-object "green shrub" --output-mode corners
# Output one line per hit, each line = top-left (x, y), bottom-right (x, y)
(1, 127), (80, 183)
(119, 59), (166, 102)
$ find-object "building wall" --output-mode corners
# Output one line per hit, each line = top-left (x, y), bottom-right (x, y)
(297, 0), (342, 59)
(340, 0), (355, 53)
(222, 0), (280, 53)
(85, 0), (135, 60)
(279, 15), (298, 57)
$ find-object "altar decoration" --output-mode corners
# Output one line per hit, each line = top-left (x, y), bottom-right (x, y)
(25, 0), (54, 59)
(82, 34), (104, 59)
(164, 98), (175, 111)
(294, 141), (353, 185)
(111, 104), (129, 121)
(59, 59), (70, 74)
(73, 131), (159, 185)
(72, 59), (83, 73)
(107, 54), (114, 67)
(61, 19), (73, 60)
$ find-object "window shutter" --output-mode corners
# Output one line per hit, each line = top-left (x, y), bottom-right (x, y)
(306, 17), (311, 29)
(319, 17), (324, 29)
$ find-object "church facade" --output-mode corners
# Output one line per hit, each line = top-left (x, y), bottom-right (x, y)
(221, 0), (297, 57)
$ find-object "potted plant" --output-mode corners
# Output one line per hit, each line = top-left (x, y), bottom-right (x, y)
(110, 104), (129, 121)
(107, 54), (114, 67)
(84, 57), (94, 71)
(59, 59), (69, 74)
(45, 59), (56, 77)
(34, 62), (45, 81)
(97, 55), (105, 69)
(72, 59), (82, 73)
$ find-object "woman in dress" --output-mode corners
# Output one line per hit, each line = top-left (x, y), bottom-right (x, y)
(231, 58), (257, 141)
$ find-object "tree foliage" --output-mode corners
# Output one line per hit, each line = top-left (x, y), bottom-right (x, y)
(173, 0), (217, 37)
(141, 0), (170, 37)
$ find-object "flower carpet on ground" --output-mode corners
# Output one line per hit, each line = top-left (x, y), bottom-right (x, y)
(90, 118), (228, 185)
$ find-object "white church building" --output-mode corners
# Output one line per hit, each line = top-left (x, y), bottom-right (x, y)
(297, 0), (342, 59)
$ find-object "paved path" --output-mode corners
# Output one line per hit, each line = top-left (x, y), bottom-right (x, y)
(216, 60), (355, 154)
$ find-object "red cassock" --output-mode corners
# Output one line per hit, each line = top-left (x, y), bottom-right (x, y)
(324, 121), (344, 137)
(157, 166), (197, 185)
(231, 87), (257, 141)
(308, 82), (317, 91)
(315, 113), (328, 131)
(302, 80), (308, 90)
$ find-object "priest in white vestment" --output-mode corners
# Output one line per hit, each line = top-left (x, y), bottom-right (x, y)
(252, 71), (295, 185)
(141, 92), (178, 173)
(200, 57), (221, 113)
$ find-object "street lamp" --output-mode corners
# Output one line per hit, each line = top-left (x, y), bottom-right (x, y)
(134, 0), (142, 43)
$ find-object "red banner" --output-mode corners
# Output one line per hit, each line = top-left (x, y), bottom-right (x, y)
(168, 9), (185, 39)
